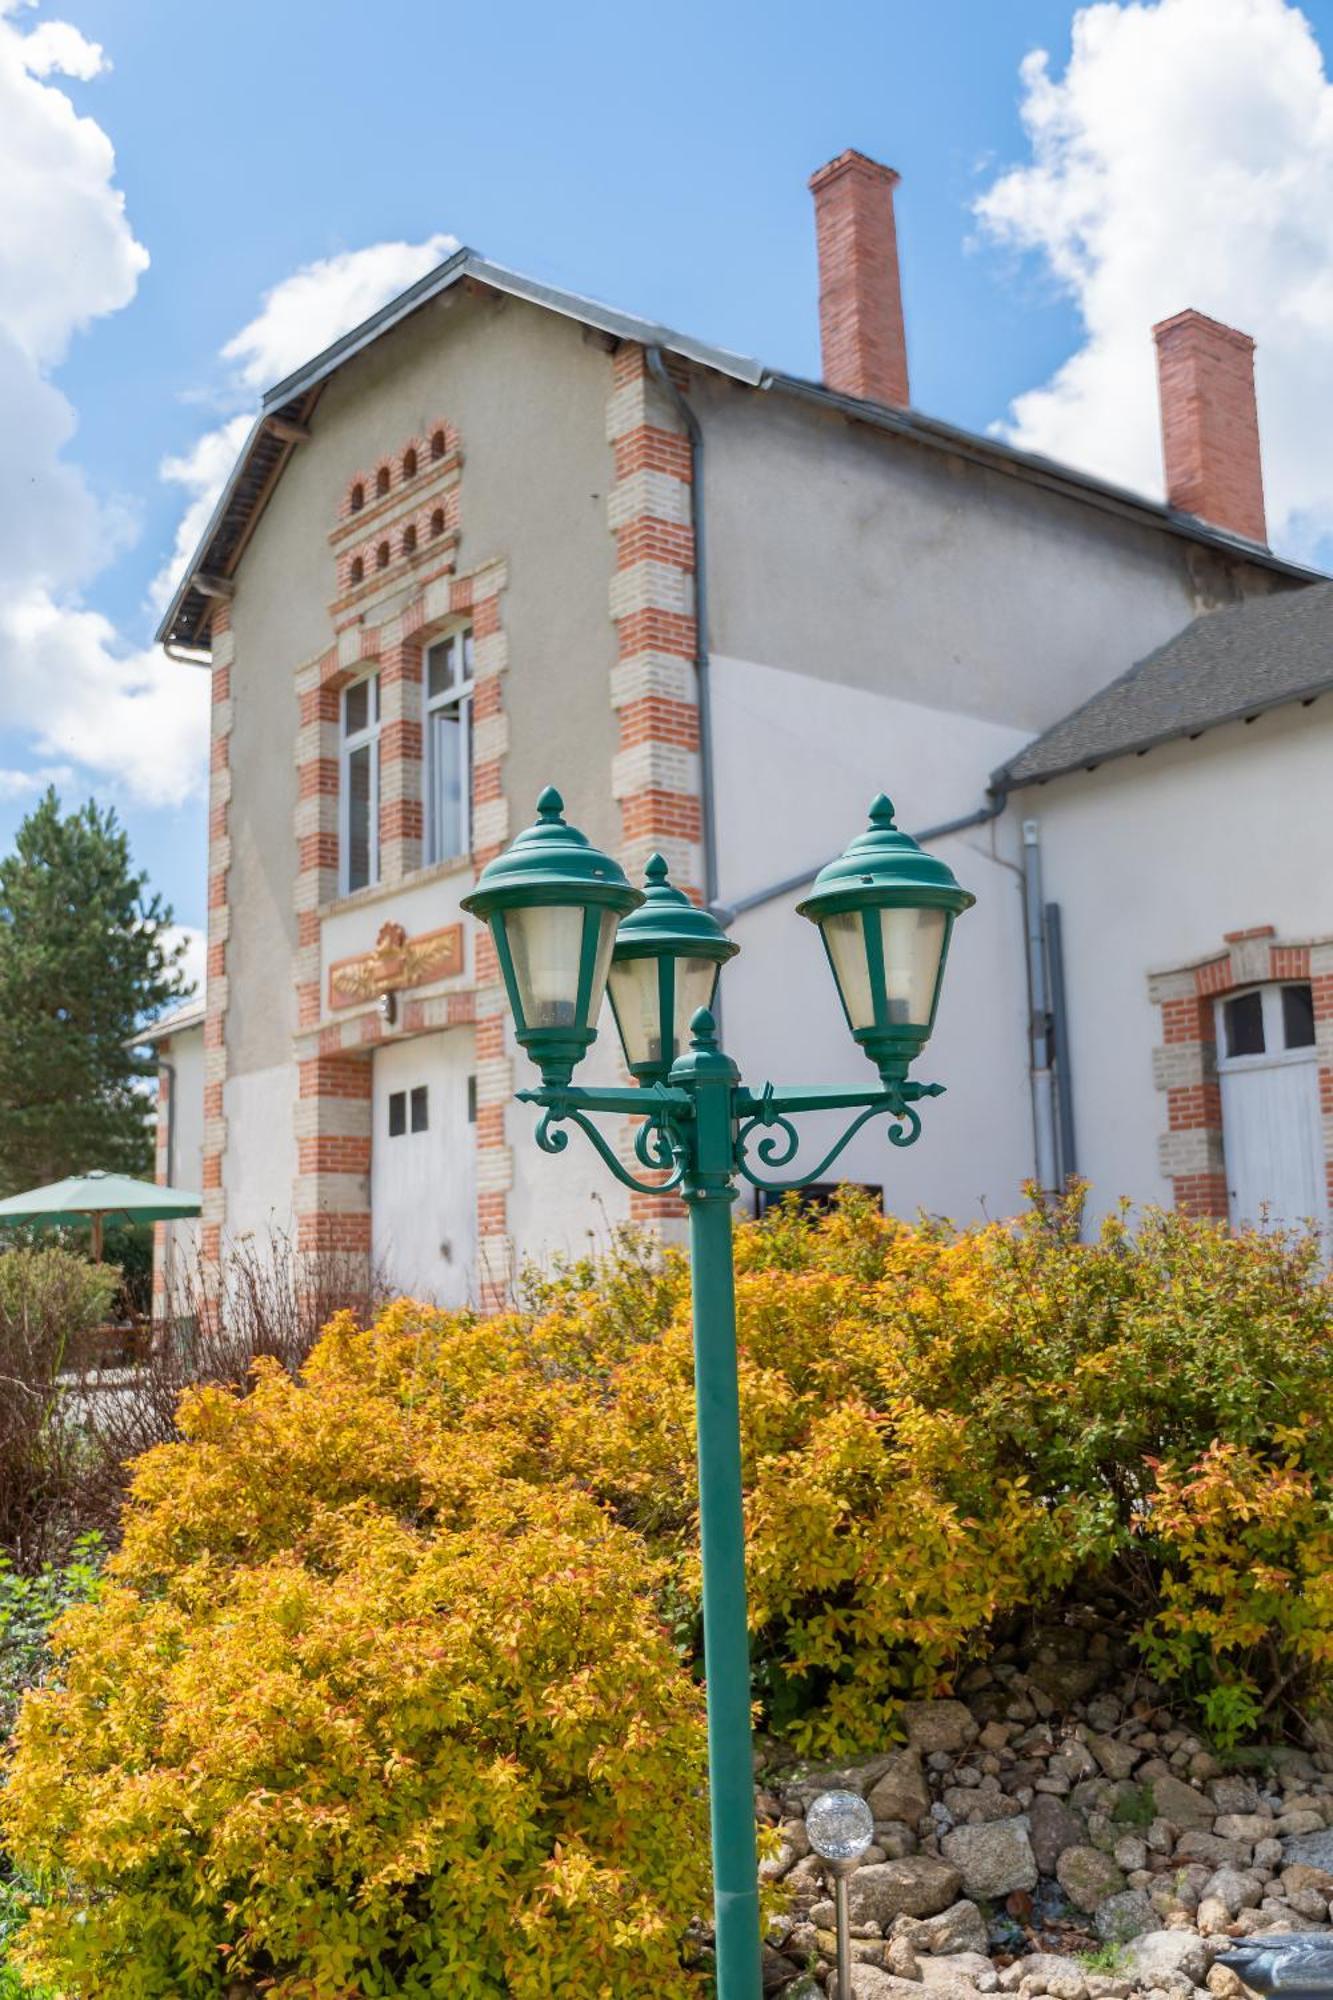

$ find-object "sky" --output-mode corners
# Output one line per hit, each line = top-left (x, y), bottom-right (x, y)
(9, 0), (1333, 993)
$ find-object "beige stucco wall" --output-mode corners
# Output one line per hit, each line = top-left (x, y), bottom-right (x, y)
(224, 290), (622, 1088)
(693, 373), (1290, 735)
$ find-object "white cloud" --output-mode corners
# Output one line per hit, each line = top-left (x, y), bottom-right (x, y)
(975, 0), (1333, 560)
(163, 922), (206, 999)
(0, 762), (74, 801)
(0, 0), (458, 816)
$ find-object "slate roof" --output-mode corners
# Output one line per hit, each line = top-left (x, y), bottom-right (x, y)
(155, 248), (1322, 654)
(999, 579), (1333, 788)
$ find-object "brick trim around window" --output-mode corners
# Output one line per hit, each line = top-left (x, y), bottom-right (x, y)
(1148, 927), (1333, 1219)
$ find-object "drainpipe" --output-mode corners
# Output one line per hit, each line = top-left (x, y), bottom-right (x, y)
(644, 347), (720, 915)
(160, 1058), (178, 1310)
(714, 795), (1005, 927)
(1022, 820), (1060, 1194)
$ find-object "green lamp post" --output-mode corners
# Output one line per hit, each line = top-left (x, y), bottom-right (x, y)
(462, 787), (973, 2000)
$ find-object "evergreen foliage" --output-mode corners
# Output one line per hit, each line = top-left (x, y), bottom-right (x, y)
(0, 790), (189, 1193)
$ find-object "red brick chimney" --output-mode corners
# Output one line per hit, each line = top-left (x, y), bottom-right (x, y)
(809, 150), (909, 407)
(1152, 309), (1267, 544)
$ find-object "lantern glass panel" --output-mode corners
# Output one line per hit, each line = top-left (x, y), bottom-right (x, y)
(609, 954), (718, 1071)
(502, 904), (619, 1031)
(823, 906), (948, 1030)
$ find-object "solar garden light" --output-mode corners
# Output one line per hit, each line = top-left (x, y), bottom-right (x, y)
(806, 1790), (876, 2000)
(463, 787), (973, 2000)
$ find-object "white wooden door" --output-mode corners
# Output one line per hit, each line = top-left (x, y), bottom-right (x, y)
(371, 1030), (477, 1306)
(1217, 983), (1327, 1238)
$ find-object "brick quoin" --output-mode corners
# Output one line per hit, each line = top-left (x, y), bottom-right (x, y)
(1271, 945), (1312, 981)
(1153, 309), (1267, 545)
(809, 150), (910, 408)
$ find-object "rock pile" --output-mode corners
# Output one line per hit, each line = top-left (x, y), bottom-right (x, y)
(754, 1672), (1333, 2000)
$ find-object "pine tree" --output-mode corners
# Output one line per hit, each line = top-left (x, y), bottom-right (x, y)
(0, 790), (191, 1194)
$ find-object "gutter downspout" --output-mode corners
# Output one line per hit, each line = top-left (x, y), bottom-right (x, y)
(713, 795), (1005, 927)
(644, 347), (720, 915)
(160, 1058), (178, 1313)
(1022, 820), (1060, 1195)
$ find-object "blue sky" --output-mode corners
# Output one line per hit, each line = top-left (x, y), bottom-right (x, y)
(8, 0), (1333, 981)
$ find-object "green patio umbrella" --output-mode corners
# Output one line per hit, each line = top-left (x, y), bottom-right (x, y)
(0, 1169), (202, 1259)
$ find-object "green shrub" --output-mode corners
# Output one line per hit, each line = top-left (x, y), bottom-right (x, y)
(4, 1191), (1332, 1996)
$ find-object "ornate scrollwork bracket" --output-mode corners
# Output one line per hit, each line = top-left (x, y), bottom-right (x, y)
(733, 1078), (944, 1196)
(519, 1084), (692, 1198)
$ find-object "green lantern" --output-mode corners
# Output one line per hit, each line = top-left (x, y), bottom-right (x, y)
(607, 854), (739, 1084)
(796, 794), (975, 1085)
(461, 787), (642, 1087)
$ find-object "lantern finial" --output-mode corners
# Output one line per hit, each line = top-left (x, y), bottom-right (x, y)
(536, 785), (565, 822)
(869, 793), (897, 830)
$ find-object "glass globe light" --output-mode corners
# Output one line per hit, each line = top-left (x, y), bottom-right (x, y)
(805, 1789), (875, 1864)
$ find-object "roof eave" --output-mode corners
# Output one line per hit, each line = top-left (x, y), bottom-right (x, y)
(996, 678), (1333, 793)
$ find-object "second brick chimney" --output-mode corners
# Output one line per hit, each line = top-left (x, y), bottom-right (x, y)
(1152, 309), (1267, 545)
(809, 149), (909, 407)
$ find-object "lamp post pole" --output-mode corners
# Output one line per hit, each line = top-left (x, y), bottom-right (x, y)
(676, 1024), (760, 1992)
(461, 789), (974, 2000)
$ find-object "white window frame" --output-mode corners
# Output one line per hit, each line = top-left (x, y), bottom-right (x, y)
(340, 673), (381, 896)
(424, 629), (474, 867)
(1215, 982), (1316, 1073)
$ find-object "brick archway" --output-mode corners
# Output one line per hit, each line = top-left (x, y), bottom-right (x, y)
(1148, 927), (1333, 1219)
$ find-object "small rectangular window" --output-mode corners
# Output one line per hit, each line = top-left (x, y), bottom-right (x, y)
(410, 1084), (429, 1132)
(1223, 989), (1265, 1058)
(1282, 982), (1316, 1051)
(425, 631), (473, 866)
(388, 1089), (407, 1137)
(467, 1075), (477, 1124)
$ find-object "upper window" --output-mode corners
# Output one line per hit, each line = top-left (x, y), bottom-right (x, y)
(340, 674), (380, 895)
(1220, 982), (1316, 1063)
(424, 630), (473, 866)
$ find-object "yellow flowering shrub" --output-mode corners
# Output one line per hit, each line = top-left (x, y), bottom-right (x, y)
(5, 1190), (1333, 1994)
(3, 1336), (709, 1998)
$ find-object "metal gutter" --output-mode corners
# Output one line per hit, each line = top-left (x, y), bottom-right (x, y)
(712, 798), (1004, 928)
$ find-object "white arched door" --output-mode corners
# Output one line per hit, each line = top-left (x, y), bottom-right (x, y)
(1216, 982), (1327, 1239)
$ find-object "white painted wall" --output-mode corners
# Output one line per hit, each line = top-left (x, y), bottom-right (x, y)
(1025, 700), (1333, 1219)
(223, 1063), (298, 1244)
(160, 1021), (204, 1296)
(711, 654), (1038, 1222)
(371, 1029), (477, 1305)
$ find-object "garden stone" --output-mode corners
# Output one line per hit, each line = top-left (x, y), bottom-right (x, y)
(1119, 1932), (1209, 1988)
(876, 1822), (921, 1859)
(1030, 1793), (1087, 1874)
(894, 1901), (991, 1957)
(1086, 1733), (1140, 1782)
(847, 1857), (963, 1928)
(1056, 1844), (1126, 1913)
(762, 1944), (802, 1991)
(870, 1752), (934, 1829)
(1282, 1831), (1333, 1872)
(885, 1937), (921, 1980)
(780, 1976), (823, 2000)
(945, 1786), (1023, 1824)
(1276, 1813), (1326, 1839)
(941, 1819), (1038, 1898)
(1096, 1888), (1156, 1941)
(1177, 1834), (1252, 1869)
(1115, 1835), (1149, 1873)
(902, 1703), (979, 1755)
(1283, 1865), (1333, 1897)
(1210, 1780), (1261, 1817)
(919, 1954), (995, 1989)
(1203, 1870), (1264, 1918)
(1215, 1816), (1275, 1845)
(1155, 1777), (1217, 1832)
(1196, 1896), (1233, 1936)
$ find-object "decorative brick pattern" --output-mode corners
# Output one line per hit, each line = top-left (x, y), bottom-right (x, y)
(809, 150), (909, 409)
(605, 343), (704, 1224)
(1149, 930), (1333, 1220)
(199, 608), (235, 1281)
(1153, 310), (1267, 545)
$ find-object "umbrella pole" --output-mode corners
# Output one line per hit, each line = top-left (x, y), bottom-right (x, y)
(91, 1214), (103, 1262)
